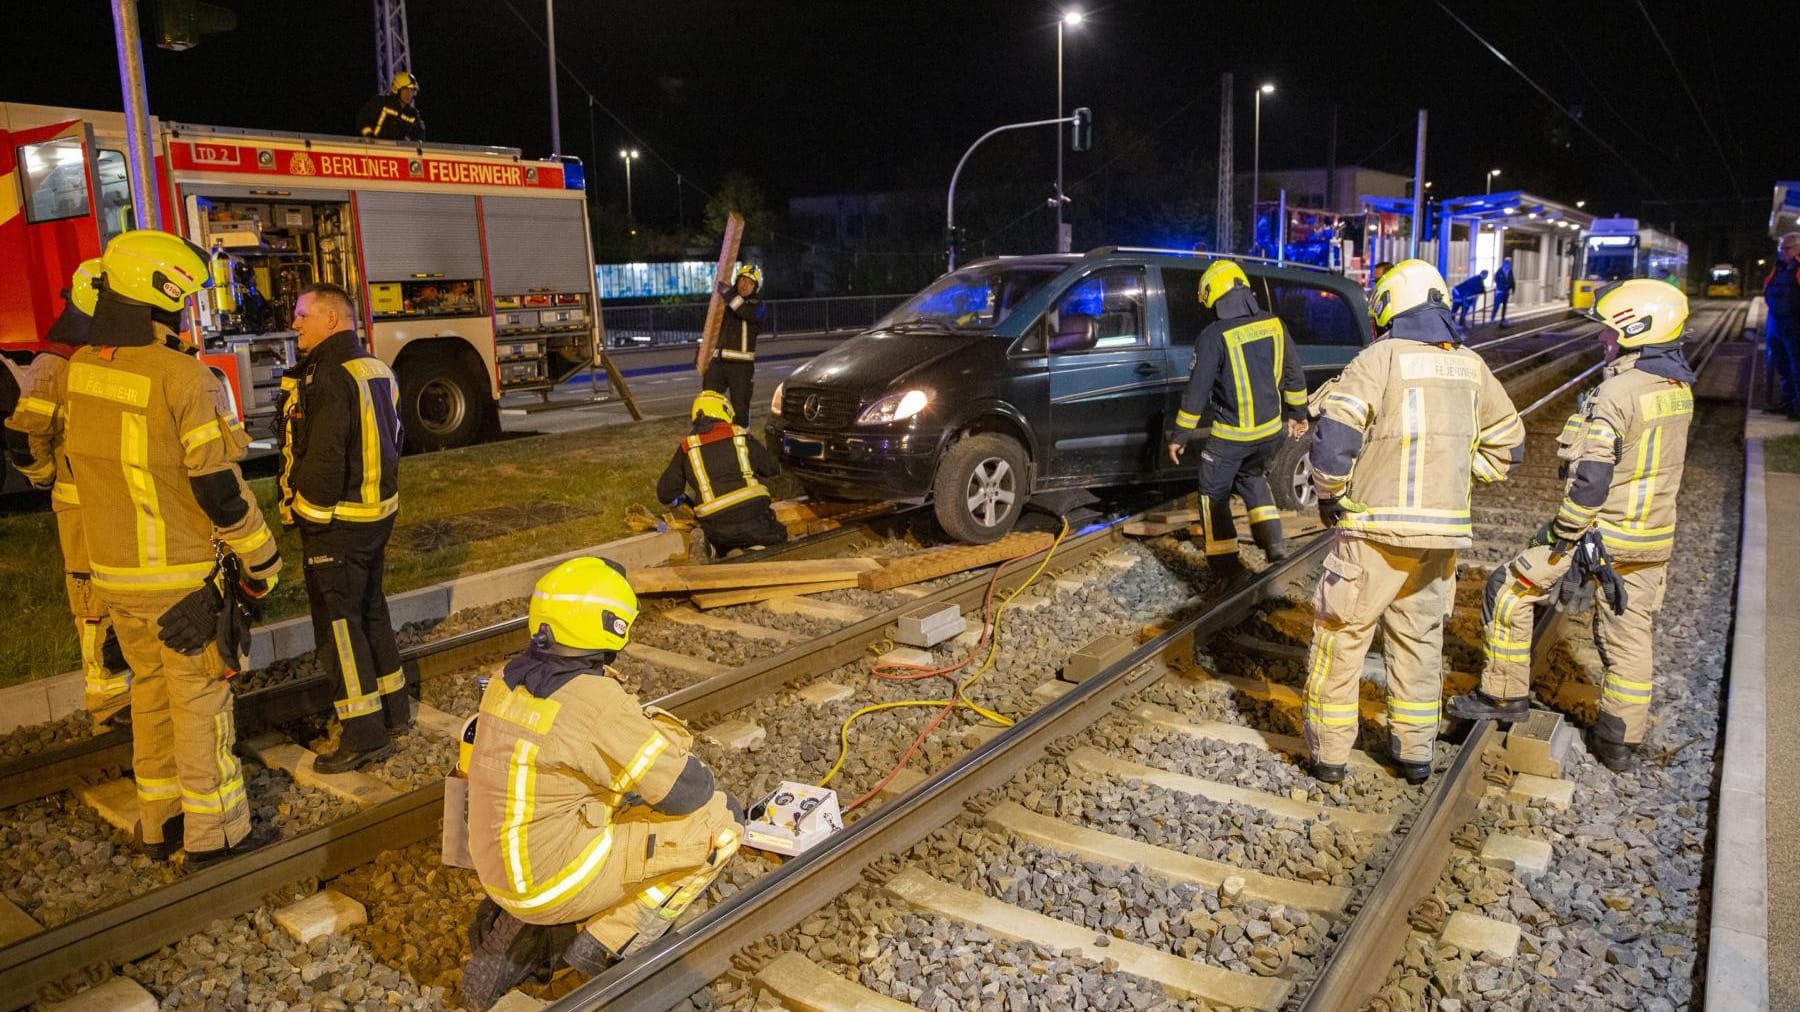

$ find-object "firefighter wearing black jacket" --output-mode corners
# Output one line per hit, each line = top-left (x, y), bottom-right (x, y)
(1166, 261), (1310, 580)
(278, 283), (410, 773)
(357, 72), (426, 142)
(658, 391), (787, 556)
(702, 264), (765, 425)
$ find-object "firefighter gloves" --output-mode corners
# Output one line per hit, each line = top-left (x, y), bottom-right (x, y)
(156, 582), (222, 655)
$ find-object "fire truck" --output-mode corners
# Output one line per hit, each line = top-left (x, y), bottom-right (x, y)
(1, 101), (602, 476)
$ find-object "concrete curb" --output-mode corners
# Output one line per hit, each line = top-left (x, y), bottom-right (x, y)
(1704, 435), (1769, 1011)
(0, 529), (685, 735)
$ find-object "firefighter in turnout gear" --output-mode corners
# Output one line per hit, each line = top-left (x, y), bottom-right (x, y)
(1166, 260), (1310, 581)
(4, 260), (135, 727)
(357, 71), (426, 141)
(64, 230), (282, 865)
(277, 283), (409, 774)
(1447, 280), (1695, 772)
(462, 558), (742, 1009)
(702, 264), (765, 425)
(657, 390), (787, 556)
(1302, 260), (1523, 785)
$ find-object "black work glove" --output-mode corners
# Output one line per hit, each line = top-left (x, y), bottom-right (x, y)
(157, 582), (222, 655)
(1318, 496), (1347, 528)
(1529, 522), (1574, 554)
(715, 281), (732, 298)
(1572, 530), (1628, 616)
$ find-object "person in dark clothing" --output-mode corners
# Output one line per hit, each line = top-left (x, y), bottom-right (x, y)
(658, 391), (788, 556)
(702, 264), (764, 425)
(357, 72), (425, 142)
(1452, 271), (1487, 328)
(1166, 261), (1309, 582)
(1489, 259), (1515, 325)
(278, 283), (410, 773)
(1764, 232), (1800, 416)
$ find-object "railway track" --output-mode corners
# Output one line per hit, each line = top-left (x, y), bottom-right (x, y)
(4, 304), (1742, 1010)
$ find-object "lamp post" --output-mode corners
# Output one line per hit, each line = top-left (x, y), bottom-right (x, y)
(1485, 167), (1501, 195)
(1055, 9), (1082, 253)
(1251, 82), (1274, 251)
(618, 148), (639, 219)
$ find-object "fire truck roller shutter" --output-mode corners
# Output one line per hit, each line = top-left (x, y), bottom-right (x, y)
(480, 197), (593, 294)
(355, 192), (484, 282)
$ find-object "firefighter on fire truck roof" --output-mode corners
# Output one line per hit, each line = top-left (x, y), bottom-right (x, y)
(657, 390), (788, 557)
(358, 71), (426, 142)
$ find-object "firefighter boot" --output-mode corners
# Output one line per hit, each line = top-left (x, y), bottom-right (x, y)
(1251, 517), (1289, 564)
(185, 820), (281, 871)
(133, 814), (184, 861)
(1445, 690), (1531, 723)
(1206, 551), (1251, 590)
(562, 931), (622, 976)
(1391, 755), (1432, 785)
(1588, 729), (1639, 773)
(1308, 760), (1347, 785)
(463, 908), (574, 1009)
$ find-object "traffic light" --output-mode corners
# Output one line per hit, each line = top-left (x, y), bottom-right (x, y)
(152, 0), (236, 51)
(1071, 107), (1092, 153)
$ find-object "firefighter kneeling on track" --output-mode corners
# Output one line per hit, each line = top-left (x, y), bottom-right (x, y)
(4, 258), (135, 728)
(1302, 259), (1523, 786)
(657, 390), (788, 557)
(461, 558), (742, 1009)
(1447, 280), (1696, 773)
(1166, 260), (1310, 583)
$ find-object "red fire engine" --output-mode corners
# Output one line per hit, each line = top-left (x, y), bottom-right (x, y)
(1, 101), (602, 477)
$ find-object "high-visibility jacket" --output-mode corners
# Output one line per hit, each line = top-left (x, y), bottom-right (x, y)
(1172, 287), (1307, 442)
(656, 418), (777, 518)
(1550, 347), (1694, 562)
(716, 292), (764, 362)
(4, 345), (93, 560)
(1309, 306), (1523, 548)
(276, 331), (402, 527)
(466, 662), (700, 921)
(356, 91), (425, 141)
(63, 328), (280, 593)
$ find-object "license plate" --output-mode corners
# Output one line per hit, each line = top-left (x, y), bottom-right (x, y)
(783, 434), (824, 459)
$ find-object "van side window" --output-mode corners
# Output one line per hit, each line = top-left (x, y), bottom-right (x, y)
(1162, 267), (1220, 346)
(1048, 267), (1146, 354)
(1267, 282), (1362, 347)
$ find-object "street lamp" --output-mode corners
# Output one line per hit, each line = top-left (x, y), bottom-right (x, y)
(1055, 10), (1083, 253)
(618, 148), (639, 219)
(1485, 167), (1501, 195)
(1252, 82), (1274, 251)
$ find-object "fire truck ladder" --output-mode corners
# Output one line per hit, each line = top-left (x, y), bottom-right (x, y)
(374, 0), (412, 93)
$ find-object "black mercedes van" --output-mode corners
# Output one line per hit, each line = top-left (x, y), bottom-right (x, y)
(766, 248), (1372, 542)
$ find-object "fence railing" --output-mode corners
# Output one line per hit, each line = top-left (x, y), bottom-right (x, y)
(601, 294), (912, 348)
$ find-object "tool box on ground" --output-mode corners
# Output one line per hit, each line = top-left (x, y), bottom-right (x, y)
(896, 603), (966, 649)
(743, 782), (842, 856)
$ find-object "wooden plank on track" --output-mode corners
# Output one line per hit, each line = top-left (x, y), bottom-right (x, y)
(1122, 521), (1179, 538)
(983, 801), (1350, 912)
(695, 211), (746, 375)
(244, 734), (402, 807)
(630, 558), (881, 595)
(881, 868), (1291, 1010)
(1065, 747), (1397, 835)
(657, 605), (800, 642)
(753, 951), (920, 1012)
(690, 579), (860, 610)
(0, 898), (42, 947)
(857, 532), (1054, 592)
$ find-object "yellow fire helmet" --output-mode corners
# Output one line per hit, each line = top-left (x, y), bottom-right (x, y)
(68, 258), (102, 317)
(1369, 258), (1450, 328)
(691, 389), (735, 422)
(734, 263), (763, 289)
(1197, 260), (1249, 309)
(100, 229), (212, 312)
(527, 556), (639, 654)
(1592, 278), (1689, 348)
(392, 71), (420, 92)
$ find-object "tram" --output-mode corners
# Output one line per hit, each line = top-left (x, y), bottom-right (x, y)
(1704, 264), (1742, 299)
(1571, 217), (1688, 309)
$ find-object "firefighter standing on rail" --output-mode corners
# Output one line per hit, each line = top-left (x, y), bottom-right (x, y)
(357, 72), (426, 142)
(703, 264), (765, 425)
(64, 230), (283, 865)
(4, 260), (135, 728)
(1166, 260), (1309, 582)
(1302, 259), (1523, 785)
(658, 390), (788, 556)
(277, 282), (411, 774)
(1448, 280), (1695, 772)
(461, 558), (742, 1009)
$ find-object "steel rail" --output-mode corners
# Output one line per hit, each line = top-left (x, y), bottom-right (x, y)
(1464, 311), (1578, 351)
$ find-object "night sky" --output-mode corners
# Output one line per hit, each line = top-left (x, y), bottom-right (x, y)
(2, 0), (1788, 263)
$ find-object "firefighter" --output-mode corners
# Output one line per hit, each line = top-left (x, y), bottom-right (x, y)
(4, 259), (134, 727)
(1165, 260), (1309, 581)
(1448, 280), (1695, 772)
(657, 390), (787, 557)
(462, 558), (741, 1009)
(1303, 259), (1523, 785)
(1764, 232), (1800, 416)
(702, 264), (765, 425)
(65, 230), (282, 865)
(357, 71), (426, 142)
(277, 282), (409, 773)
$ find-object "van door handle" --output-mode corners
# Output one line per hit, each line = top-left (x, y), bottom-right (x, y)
(1135, 362), (1161, 376)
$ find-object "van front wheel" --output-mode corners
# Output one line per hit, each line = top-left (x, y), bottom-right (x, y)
(933, 433), (1027, 544)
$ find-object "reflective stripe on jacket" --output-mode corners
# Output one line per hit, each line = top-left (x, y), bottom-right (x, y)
(277, 331), (402, 526)
(717, 294), (764, 362)
(1555, 353), (1692, 562)
(656, 419), (777, 518)
(1174, 294), (1308, 443)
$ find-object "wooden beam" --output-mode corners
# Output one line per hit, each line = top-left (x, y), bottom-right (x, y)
(694, 212), (746, 375)
(857, 532), (1054, 592)
(629, 558), (880, 594)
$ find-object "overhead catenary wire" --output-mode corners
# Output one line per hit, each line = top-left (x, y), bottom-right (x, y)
(1632, 0), (1742, 201)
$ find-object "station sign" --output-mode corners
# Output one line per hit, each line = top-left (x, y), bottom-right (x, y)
(167, 139), (568, 190)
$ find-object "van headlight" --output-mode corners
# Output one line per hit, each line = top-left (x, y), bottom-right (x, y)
(770, 381), (785, 416)
(857, 389), (930, 425)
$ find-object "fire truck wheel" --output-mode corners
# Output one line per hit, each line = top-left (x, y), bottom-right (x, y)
(399, 356), (486, 452)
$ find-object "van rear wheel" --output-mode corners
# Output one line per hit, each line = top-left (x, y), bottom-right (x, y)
(933, 433), (1026, 544)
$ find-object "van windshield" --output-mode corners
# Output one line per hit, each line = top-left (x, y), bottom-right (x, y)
(880, 264), (1064, 333)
